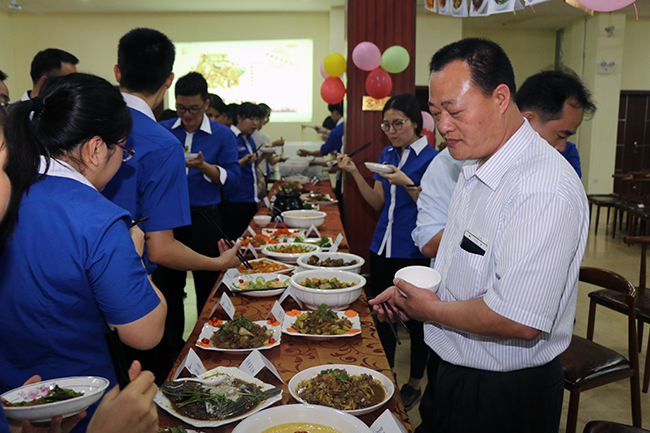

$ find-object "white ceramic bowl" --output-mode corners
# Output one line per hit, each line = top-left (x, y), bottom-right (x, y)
(259, 146), (275, 154)
(364, 162), (393, 174)
(281, 210), (327, 228)
(395, 265), (441, 295)
(289, 269), (366, 310)
(1, 376), (110, 422)
(184, 153), (199, 161)
(296, 252), (365, 274)
(262, 243), (321, 264)
(288, 364), (394, 416)
(253, 215), (272, 227)
(231, 404), (372, 433)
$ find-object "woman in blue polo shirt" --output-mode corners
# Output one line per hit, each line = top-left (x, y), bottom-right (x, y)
(337, 93), (438, 411)
(0, 73), (166, 433)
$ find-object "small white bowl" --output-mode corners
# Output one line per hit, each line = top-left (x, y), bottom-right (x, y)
(262, 243), (321, 263)
(395, 265), (441, 296)
(259, 147), (275, 154)
(289, 269), (366, 310)
(296, 252), (364, 274)
(364, 162), (393, 174)
(281, 210), (327, 228)
(1, 376), (110, 422)
(253, 215), (272, 227)
(184, 153), (199, 161)
(231, 404), (372, 433)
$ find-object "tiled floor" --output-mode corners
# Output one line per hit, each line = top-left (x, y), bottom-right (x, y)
(182, 214), (650, 432)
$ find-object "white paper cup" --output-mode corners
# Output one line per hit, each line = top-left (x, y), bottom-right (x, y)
(394, 266), (441, 297)
(253, 215), (272, 227)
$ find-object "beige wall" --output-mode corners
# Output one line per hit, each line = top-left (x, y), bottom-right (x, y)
(621, 17), (650, 90)
(415, 14), (463, 86)
(0, 11), (16, 92)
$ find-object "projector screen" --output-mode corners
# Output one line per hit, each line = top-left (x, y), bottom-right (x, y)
(168, 39), (313, 122)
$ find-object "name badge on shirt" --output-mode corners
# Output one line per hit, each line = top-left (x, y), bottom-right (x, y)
(460, 229), (488, 256)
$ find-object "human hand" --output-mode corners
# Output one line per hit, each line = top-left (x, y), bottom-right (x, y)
(314, 126), (329, 135)
(392, 278), (441, 323)
(129, 225), (145, 257)
(297, 149), (310, 157)
(369, 287), (411, 323)
(335, 153), (357, 174)
(8, 376), (86, 433)
(378, 165), (411, 186)
(185, 151), (205, 169)
(242, 153), (257, 165)
(86, 361), (158, 433)
(217, 239), (242, 269)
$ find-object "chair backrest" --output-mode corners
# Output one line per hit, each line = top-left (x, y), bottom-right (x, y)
(579, 266), (640, 372)
(583, 420), (650, 433)
(623, 236), (649, 298)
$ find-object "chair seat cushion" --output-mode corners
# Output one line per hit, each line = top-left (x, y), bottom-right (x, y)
(560, 335), (631, 386)
(589, 289), (650, 322)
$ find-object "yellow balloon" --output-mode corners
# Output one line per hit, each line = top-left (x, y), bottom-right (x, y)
(323, 53), (347, 77)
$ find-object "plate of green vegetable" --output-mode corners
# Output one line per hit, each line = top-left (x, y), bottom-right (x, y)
(0, 376), (109, 422)
(230, 273), (290, 297)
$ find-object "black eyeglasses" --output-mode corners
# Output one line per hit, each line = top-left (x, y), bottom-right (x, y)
(176, 101), (206, 115)
(116, 142), (135, 162)
(380, 118), (410, 132)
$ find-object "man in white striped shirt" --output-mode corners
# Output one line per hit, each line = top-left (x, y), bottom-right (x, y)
(371, 38), (589, 433)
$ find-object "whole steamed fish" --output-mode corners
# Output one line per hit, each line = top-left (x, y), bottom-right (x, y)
(159, 375), (281, 421)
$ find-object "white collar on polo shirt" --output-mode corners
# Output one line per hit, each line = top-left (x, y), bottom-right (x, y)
(38, 156), (96, 190)
(121, 93), (155, 121)
(171, 113), (212, 134)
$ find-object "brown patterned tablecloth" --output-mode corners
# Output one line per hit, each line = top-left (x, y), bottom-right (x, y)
(158, 180), (413, 432)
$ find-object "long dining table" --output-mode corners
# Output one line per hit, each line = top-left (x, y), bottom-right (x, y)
(157, 179), (413, 432)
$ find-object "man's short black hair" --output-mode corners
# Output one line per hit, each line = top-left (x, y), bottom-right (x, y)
(225, 103), (238, 121)
(29, 48), (79, 84)
(237, 102), (263, 121)
(328, 102), (344, 116)
(429, 38), (516, 100)
(117, 28), (175, 95)
(175, 72), (208, 100)
(209, 93), (226, 114)
(516, 68), (597, 123)
(0, 70), (7, 82)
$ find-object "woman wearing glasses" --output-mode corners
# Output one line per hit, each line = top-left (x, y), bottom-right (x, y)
(0, 73), (168, 433)
(337, 93), (438, 411)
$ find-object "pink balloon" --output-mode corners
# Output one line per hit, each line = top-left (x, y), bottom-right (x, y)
(576, 0), (634, 11)
(365, 67), (392, 100)
(421, 111), (435, 131)
(321, 77), (346, 104)
(352, 41), (382, 72)
(320, 61), (328, 79)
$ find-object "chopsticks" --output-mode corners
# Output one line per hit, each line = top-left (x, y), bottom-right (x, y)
(130, 216), (149, 229)
(331, 141), (372, 167)
(199, 210), (253, 270)
(377, 299), (410, 346)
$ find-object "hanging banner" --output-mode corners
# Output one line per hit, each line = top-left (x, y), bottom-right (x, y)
(524, 0), (552, 5)
(425, 0), (438, 12)
(450, 0), (469, 17)
(487, 0), (523, 15)
(437, 0), (451, 15)
(469, 0), (490, 16)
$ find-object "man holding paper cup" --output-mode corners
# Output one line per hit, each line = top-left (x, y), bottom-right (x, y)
(370, 38), (589, 433)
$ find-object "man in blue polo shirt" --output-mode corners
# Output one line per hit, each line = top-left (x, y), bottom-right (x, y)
(15, 48), (78, 103)
(102, 28), (241, 382)
(516, 69), (596, 178)
(157, 71), (240, 344)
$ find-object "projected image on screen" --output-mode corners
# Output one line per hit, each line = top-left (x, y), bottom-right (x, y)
(169, 39), (313, 122)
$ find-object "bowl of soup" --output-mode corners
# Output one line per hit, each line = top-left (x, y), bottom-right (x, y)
(281, 210), (327, 228)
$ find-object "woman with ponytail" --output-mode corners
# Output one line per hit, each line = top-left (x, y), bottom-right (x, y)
(0, 73), (167, 433)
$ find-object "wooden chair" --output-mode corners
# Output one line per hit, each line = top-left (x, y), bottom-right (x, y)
(559, 267), (642, 433)
(587, 236), (650, 393)
(583, 421), (650, 433)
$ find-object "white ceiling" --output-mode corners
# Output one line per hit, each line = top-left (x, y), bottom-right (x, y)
(3, 0), (649, 31)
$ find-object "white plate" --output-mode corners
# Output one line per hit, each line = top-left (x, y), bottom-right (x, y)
(364, 162), (393, 174)
(1, 376), (110, 422)
(299, 236), (334, 250)
(231, 404), (372, 433)
(300, 193), (338, 206)
(261, 228), (305, 239)
(259, 147), (275, 154)
(282, 309), (361, 339)
(262, 243), (320, 263)
(236, 258), (296, 275)
(230, 273), (289, 297)
(195, 320), (281, 352)
(288, 364), (394, 416)
(184, 153), (199, 161)
(154, 367), (283, 428)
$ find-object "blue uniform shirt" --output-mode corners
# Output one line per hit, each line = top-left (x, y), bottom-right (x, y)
(160, 115), (241, 207)
(102, 94), (191, 272)
(223, 126), (259, 203)
(0, 412), (8, 433)
(561, 141), (582, 178)
(320, 121), (344, 155)
(0, 159), (161, 433)
(371, 136), (438, 259)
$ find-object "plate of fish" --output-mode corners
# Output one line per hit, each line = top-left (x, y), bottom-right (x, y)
(288, 364), (394, 416)
(281, 306), (361, 340)
(230, 273), (290, 297)
(0, 376), (110, 422)
(155, 367), (283, 428)
(236, 258), (296, 275)
(195, 315), (281, 352)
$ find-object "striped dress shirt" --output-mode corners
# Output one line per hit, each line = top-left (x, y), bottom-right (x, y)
(425, 119), (589, 372)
